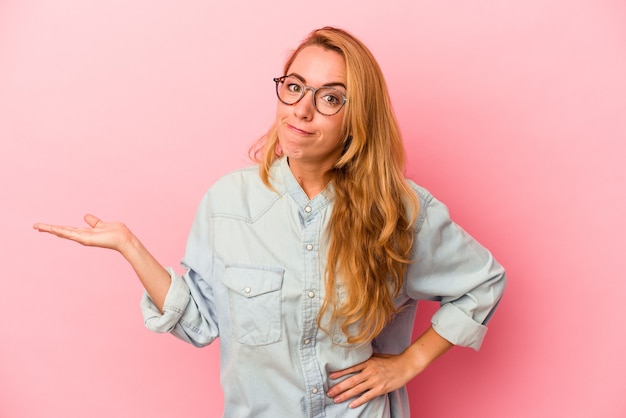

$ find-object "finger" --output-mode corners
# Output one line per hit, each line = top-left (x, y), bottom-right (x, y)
(35, 223), (90, 243)
(33, 222), (51, 232)
(370, 353), (391, 359)
(329, 363), (366, 380)
(330, 378), (371, 405)
(47, 225), (86, 239)
(327, 370), (369, 399)
(348, 388), (377, 409)
(33, 223), (72, 234)
(84, 214), (101, 228)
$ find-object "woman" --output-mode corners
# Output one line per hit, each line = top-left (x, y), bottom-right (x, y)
(34, 27), (506, 417)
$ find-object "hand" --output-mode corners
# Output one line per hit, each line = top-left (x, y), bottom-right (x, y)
(34, 214), (171, 310)
(33, 214), (133, 253)
(326, 327), (453, 409)
(326, 352), (419, 409)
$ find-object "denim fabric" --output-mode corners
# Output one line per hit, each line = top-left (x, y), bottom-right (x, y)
(141, 157), (506, 418)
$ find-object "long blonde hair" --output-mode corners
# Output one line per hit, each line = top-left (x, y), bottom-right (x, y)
(251, 27), (419, 344)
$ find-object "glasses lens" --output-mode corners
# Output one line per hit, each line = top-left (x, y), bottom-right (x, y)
(315, 88), (345, 116)
(276, 76), (304, 105)
(275, 76), (346, 115)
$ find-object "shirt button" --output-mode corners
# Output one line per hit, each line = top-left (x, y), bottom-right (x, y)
(308, 291), (315, 298)
(306, 244), (313, 251)
(304, 206), (312, 213)
(312, 387), (319, 394)
(244, 287), (251, 294)
(304, 338), (311, 345)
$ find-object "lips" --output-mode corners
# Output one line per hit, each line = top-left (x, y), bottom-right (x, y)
(286, 122), (313, 136)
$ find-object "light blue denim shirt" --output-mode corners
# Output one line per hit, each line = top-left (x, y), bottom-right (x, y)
(141, 157), (506, 418)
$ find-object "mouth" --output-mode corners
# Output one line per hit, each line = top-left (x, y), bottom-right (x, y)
(286, 123), (313, 136)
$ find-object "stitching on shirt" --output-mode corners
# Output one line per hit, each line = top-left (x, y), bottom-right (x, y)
(224, 262), (286, 274)
(411, 183), (433, 234)
(211, 190), (286, 223)
(163, 304), (185, 315)
(179, 318), (208, 336)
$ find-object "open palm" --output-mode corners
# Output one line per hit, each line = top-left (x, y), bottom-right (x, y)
(33, 214), (132, 252)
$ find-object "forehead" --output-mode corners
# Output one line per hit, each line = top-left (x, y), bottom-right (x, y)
(287, 45), (346, 87)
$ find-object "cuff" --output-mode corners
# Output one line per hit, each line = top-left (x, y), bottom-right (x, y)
(140, 267), (191, 333)
(431, 303), (488, 351)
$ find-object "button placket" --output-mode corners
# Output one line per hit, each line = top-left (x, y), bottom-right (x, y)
(299, 201), (325, 417)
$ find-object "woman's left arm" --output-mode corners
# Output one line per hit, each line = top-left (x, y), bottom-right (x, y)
(328, 186), (506, 408)
(326, 326), (452, 408)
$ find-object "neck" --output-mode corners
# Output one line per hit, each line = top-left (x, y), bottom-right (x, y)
(287, 158), (331, 199)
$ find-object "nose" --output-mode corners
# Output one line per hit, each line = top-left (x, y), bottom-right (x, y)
(293, 88), (315, 120)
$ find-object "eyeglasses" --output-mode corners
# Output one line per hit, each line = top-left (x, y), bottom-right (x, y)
(274, 75), (347, 116)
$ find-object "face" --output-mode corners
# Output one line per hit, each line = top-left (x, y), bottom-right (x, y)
(275, 45), (347, 173)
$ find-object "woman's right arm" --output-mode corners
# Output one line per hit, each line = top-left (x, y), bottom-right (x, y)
(33, 213), (170, 312)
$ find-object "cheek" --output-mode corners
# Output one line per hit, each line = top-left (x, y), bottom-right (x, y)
(324, 118), (344, 142)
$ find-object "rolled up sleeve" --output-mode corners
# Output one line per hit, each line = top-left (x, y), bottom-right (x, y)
(141, 267), (190, 333)
(406, 187), (506, 350)
(140, 267), (220, 347)
(140, 190), (220, 348)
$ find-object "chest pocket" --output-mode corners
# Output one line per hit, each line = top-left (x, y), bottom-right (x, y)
(222, 265), (284, 346)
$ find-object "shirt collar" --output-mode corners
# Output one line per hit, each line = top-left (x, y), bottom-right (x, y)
(278, 157), (333, 213)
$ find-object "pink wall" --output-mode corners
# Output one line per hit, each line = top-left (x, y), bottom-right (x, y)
(2, 1), (625, 417)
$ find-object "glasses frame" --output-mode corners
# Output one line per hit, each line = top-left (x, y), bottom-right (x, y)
(273, 75), (347, 116)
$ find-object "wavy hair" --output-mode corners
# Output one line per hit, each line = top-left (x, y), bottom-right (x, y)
(251, 27), (419, 344)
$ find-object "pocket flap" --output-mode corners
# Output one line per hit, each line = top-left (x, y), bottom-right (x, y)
(222, 265), (284, 298)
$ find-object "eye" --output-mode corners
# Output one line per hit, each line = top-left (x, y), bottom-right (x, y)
(319, 91), (343, 106)
(286, 82), (303, 93)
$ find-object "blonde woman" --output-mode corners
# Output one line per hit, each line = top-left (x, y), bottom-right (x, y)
(34, 27), (506, 417)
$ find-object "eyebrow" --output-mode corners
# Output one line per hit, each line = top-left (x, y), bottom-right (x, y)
(287, 72), (347, 90)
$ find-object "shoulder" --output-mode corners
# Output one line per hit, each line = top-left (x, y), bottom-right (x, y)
(204, 163), (285, 222)
(211, 164), (265, 192)
(406, 179), (435, 208)
(405, 179), (438, 233)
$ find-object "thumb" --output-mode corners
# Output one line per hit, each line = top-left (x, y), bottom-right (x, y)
(84, 214), (101, 228)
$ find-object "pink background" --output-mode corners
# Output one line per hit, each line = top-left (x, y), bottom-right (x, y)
(2, 1), (625, 417)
